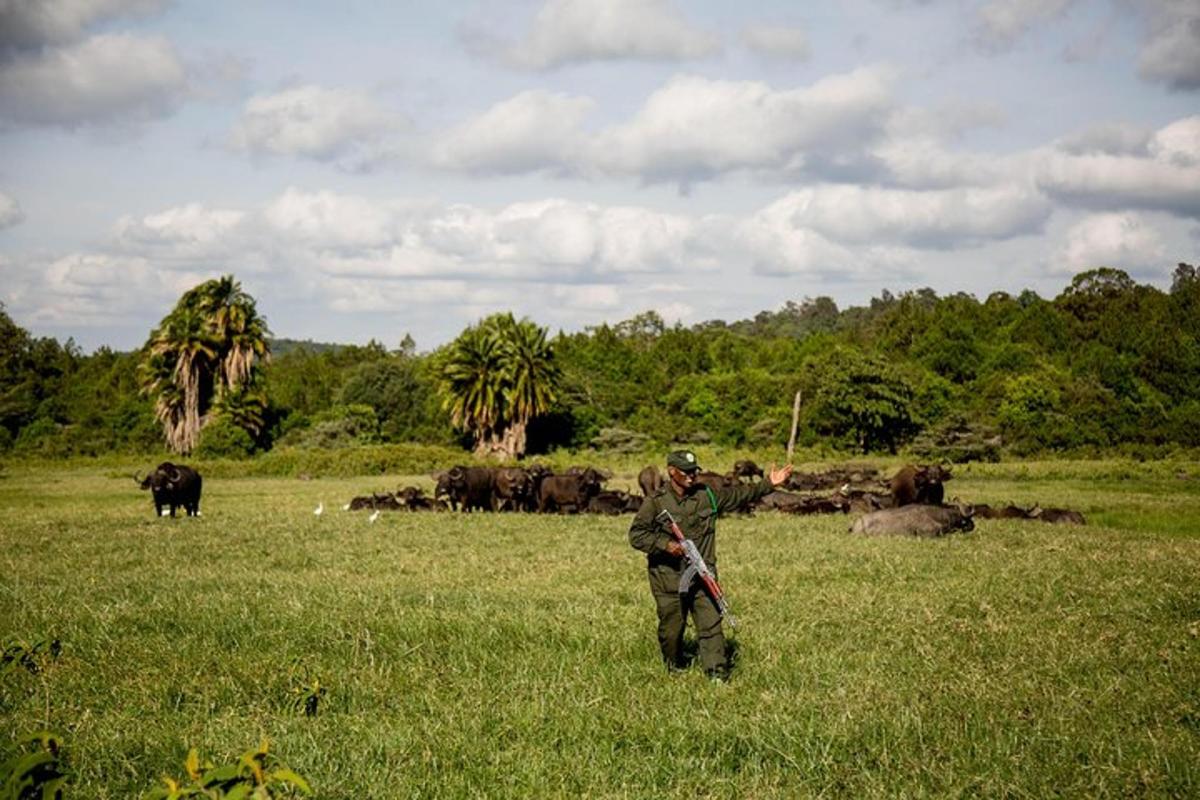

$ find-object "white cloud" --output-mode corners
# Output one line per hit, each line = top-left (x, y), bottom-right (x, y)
(1149, 115), (1200, 166)
(587, 67), (895, 185)
(714, 180), (1060, 279)
(262, 188), (405, 251)
(497, 0), (719, 70)
(965, 0), (1197, 90)
(1037, 115), (1200, 217)
(0, 0), (164, 53)
(741, 24), (810, 60)
(115, 203), (245, 249)
(228, 85), (408, 170)
(973, 0), (1078, 51)
(1054, 121), (1153, 156)
(647, 301), (693, 325)
(93, 187), (1060, 291)
(549, 283), (622, 311)
(734, 215), (872, 277)
(874, 137), (1019, 189)
(249, 68), (903, 188)
(0, 33), (187, 127)
(1137, 0), (1200, 91)
(873, 103), (1018, 189)
(325, 278), (502, 314)
(0, 192), (24, 229)
(17, 252), (212, 326)
(403, 198), (701, 278)
(431, 90), (594, 175)
(9, 180), (1129, 345)
(108, 191), (705, 285)
(763, 184), (1051, 248)
(1055, 212), (1168, 275)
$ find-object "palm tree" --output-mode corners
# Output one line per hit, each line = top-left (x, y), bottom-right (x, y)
(199, 275), (270, 396)
(139, 276), (271, 454)
(439, 321), (507, 457)
(438, 313), (558, 459)
(498, 315), (559, 458)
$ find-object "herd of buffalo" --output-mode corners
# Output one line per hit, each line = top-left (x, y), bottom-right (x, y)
(135, 459), (1086, 536)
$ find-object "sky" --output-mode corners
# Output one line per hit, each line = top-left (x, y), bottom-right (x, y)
(0, 0), (1197, 353)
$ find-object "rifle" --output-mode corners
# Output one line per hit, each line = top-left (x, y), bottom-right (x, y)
(656, 508), (737, 628)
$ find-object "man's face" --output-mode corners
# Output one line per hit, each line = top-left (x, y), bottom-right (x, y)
(669, 465), (699, 492)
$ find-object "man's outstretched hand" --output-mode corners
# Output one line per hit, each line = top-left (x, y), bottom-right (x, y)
(767, 463), (794, 487)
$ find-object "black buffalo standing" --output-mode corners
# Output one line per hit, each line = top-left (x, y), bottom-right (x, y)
(493, 467), (534, 512)
(136, 462), (202, 517)
(444, 466), (497, 512)
(890, 464), (951, 507)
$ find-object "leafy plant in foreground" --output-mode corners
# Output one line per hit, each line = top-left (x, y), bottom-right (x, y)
(0, 730), (68, 800)
(145, 740), (310, 799)
(0, 639), (61, 678)
(1, 638), (62, 728)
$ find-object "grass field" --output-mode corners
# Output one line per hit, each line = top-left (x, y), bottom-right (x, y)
(2, 460), (1199, 798)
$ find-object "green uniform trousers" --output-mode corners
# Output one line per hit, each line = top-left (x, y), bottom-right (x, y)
(648, 563), (726, 673)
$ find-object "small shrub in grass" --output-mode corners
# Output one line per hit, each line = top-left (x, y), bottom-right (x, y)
(288, 665), (326, 718)
(145, 740), (310, 799)
(2, 638), (61, 727)
(0, 730), (68, 800)
(0, 639), (61, 678)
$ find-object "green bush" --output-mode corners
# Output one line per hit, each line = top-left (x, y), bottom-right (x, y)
(13, 417), (61, 454)
(277, 405), (380, 449)
(195, 417), (257, 459)
(191, 442), (468, 478)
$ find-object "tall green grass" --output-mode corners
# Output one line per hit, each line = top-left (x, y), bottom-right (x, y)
(1, 464), (1198, 798)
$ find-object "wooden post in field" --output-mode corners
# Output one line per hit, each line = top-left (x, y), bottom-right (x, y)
(787, 389), (801, 462)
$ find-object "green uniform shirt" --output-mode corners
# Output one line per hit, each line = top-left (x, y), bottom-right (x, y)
(629, 479), (774, 569)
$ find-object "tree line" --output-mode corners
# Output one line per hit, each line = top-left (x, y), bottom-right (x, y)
(2, 264), (1198, 461)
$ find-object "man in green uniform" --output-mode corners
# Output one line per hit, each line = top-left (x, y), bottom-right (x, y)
(629, 450), (793, 681)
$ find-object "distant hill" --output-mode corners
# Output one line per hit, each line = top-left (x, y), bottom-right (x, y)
(268, 338), (349, 357)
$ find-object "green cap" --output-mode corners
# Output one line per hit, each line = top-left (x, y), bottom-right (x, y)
(667, 450), (700, 471)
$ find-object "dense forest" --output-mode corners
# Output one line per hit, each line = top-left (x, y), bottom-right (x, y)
(2, 264), (1198, 462)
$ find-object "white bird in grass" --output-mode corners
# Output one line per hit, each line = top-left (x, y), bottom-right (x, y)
(314, 502), (324, 516)
(368, 509), (380, 523)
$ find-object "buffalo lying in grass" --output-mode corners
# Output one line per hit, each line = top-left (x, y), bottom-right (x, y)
(755, 491), (848, 515)
(971, 503), (1086, 525)
(345, 492), (403, 512)
(586, 490), (643, 515)
(539, 468), (606, 514)
(850, 504), (975, 537)
(731, 460), (764, 481)
(345, 488), (447, 512)
(784, 467), (885, 492)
